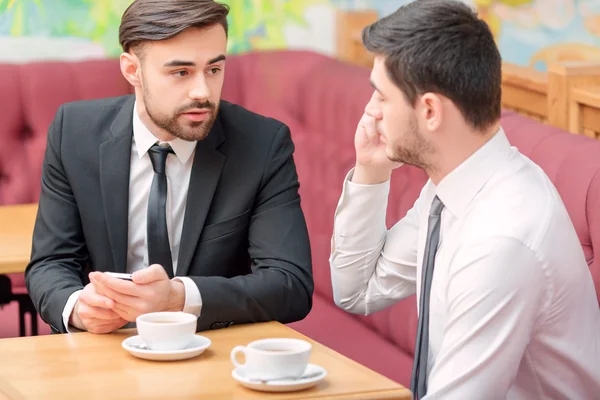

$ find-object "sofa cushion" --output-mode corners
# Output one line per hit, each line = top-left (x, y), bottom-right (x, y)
(0, 65), (34, 205)
(0, 60), (132, 205)
(222, 50), (330, 120)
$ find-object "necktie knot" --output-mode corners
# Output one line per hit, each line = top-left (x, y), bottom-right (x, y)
(430, 195), (444, 217)
(148, 143), (174, 174)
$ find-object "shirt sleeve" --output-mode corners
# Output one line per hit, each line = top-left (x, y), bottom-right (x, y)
(174, 277), (202, 317)
(425, 236), (546, 399)
(329, 168), (421, 315)
(62, 289), (83, 333)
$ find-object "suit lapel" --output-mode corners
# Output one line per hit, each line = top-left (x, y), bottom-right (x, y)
(176, 117), (226, 276)
(99, 96), (134, 273)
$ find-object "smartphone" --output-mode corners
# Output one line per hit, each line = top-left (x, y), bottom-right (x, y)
(104, 272), (133, 281)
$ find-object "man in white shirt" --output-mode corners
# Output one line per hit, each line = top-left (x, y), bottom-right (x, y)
(25, 0), (313, 334)
(329, 0), (600, 398)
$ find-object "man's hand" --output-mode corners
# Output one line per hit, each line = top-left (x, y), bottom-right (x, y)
(90, 264), (186, 322)
(69, 283), (128, 334)
(353, 91), (402, 184)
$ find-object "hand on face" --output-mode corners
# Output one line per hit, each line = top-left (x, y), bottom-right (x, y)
(90, 264), (184, 323)
(353, 91), (402, 184)
(70, 283), (128, 334)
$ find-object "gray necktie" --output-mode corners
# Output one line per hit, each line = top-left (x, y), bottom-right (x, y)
(411, 195), (444, 399)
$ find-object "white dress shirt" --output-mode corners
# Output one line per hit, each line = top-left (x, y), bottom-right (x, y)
(330, 128), (600, 399)
(62, 103), (202, 331)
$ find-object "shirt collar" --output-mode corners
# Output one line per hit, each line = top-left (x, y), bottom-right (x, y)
(132, 101), (197, 164)
(430, 127), (513, 218)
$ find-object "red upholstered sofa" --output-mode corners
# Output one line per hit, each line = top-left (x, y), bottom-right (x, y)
(1, 51), (600, 388)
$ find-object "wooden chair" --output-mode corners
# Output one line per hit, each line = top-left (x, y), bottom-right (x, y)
(570, 86), (600, 140)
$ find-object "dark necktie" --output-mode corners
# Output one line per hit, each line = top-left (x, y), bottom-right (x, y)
(411, 195), (444, 399)
(147, 143), (175, 279)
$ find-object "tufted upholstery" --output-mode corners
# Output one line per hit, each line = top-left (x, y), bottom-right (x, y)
(0, 61), (134, 205)
(1, 51), (599, 388)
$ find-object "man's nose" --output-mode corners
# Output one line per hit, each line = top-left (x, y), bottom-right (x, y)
(189, 75), (211, 101)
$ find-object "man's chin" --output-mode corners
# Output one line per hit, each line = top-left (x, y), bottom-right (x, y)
(172, 123), (212, 142)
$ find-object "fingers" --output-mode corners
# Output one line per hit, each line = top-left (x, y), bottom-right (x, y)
(361, 114), (381, 146)
(85, 318), (127, 334)
(80, 284), (114, 309)
(111, 304), (141, 323)
(75, 293), (128, 334)
(99, 282), (144, 311)
(91, 272), (139, 296)
(78, 301), (123, 321)
(132, 264), (168, 285)
(91, 276), (151, 318)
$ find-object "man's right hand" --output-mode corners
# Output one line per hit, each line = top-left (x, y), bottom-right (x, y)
(69, 282), (127, 334)
(353, 92), (402, 184)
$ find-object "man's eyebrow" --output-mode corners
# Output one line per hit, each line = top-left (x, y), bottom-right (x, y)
(207, 54), (226, 65)
(163, 60), (196, 68)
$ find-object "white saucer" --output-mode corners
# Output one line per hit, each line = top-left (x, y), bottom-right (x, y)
(122, 335), (211, 361)
(232, 363), (327, 393)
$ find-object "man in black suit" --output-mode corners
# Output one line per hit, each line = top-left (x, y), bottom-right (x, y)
(25, 0), (313, 334)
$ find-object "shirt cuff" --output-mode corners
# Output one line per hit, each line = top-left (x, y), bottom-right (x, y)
(174, 277), (202, 317)
(333, 168), (390, 250)
(62, 290), (84, 333)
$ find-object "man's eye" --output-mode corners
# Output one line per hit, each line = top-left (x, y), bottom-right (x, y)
(208, 67), (221, 75)
(173, 70), (188, 77)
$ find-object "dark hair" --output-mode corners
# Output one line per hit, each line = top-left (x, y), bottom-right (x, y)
(119, 0), (229, 54)
(362, 0), (501, 131)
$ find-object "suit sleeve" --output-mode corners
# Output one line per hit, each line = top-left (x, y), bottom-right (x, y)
(25, 105), (87, 333)
(190, 123), (314, 330)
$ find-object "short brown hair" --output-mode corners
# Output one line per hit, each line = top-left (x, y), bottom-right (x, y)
(363, 0), (501, 132)
(119, 0), (229, 54)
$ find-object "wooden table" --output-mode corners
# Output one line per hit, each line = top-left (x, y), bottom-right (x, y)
(0, 321), (412, 400)
(0, 203), (37, 275)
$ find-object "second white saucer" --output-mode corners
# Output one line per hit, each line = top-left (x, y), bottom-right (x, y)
(232, 363), (327, 392)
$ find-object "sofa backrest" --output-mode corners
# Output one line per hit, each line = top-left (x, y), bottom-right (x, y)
(1, 51), (598, 358)
(0, 60), (133, 204)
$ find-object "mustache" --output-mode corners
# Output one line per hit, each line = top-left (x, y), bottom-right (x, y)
(177, 101), (216, 114)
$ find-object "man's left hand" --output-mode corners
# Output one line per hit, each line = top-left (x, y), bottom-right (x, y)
(90, 264), (186, 322)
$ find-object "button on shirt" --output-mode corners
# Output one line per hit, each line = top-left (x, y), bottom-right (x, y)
(62, 104), (202, 331)
(330, 128), (600, 399)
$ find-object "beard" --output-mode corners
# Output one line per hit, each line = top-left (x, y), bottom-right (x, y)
(387, 113), (433, 170)
(142, 84), (219, 142)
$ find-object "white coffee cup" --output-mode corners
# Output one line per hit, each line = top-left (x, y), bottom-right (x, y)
(136, 311), (197, 351)
(230, 338), (312, 380)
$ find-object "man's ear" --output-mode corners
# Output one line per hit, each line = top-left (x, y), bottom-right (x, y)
(419, 93), (443, 132)
(120, 51), (142, 88)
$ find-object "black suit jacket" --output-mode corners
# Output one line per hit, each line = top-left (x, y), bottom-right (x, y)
(25, 95), (313, 333)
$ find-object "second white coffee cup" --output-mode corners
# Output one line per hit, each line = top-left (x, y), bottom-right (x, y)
(230, 338), (312, 380)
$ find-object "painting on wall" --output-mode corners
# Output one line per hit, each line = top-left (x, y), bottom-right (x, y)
(0, 0), (334, 62)
(0, 0), (599, 71)
(475, 0), (600, 70)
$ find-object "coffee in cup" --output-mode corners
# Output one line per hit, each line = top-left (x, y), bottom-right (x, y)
(230, 338), (312, 380)
(136, 311), (197, 351)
